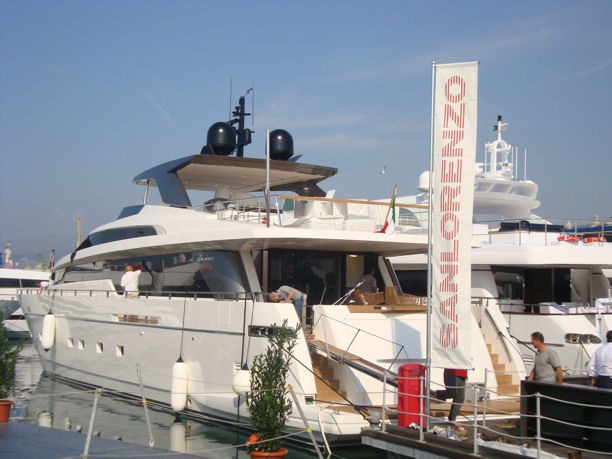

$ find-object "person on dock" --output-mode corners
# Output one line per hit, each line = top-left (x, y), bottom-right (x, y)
(3, 243), (12, 269)
(268, 285), (305, 317)
(433, 368), (468, 425)
(587, 330), (612, 388)
(527, 331), (563, 384)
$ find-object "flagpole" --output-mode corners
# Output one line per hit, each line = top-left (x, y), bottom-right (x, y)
(425, 61), (436, 432)
(382, 184), (398, 223)
(265, 129), (271, 228)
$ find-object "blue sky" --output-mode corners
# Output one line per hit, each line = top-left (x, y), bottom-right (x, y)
(1, 0), (611, 264)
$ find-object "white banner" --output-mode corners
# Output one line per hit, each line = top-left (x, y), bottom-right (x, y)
(430, 62), (478, 369)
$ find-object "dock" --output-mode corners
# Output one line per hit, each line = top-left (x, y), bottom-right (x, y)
(0, 422), (203, 459)
(362, 419), (608, 459)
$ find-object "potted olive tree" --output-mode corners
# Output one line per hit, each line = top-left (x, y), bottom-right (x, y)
(245, 320), (298, 457)
(0, 311), (23, 422)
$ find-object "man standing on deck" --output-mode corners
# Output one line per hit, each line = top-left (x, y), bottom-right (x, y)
(120, 264), (142, 298)
(527, 331), (563, 384)
(587, 330), (612, 388)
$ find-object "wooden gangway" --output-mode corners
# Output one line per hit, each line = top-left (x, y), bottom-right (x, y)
(307, 338), (399, 388)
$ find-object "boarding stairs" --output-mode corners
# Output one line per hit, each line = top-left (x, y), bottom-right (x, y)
(484, 338), (520, 395)
(307, 338), (398, 404)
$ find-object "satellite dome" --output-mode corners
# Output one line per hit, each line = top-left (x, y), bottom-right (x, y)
(204, 122), (236, 155)
(418, 171), (430, 192)
(269, 129), (293, 161)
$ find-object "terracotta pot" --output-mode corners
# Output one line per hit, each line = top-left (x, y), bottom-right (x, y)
(248, 447), (289, 457)
(0, 400), (13, 423)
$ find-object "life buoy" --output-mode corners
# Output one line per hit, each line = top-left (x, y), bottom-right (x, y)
(584, 236), (605, 243)
(558, 234), (580, 242)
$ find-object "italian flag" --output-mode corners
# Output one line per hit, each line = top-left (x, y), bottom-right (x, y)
(376, 185), (397, 234)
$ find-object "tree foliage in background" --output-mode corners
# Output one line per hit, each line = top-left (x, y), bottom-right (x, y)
(0, 311), (24, 399)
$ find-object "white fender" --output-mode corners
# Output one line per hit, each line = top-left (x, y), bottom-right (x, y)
(171, 359), (188, 412)
(41, 312), (56, 350)
(38, 411), (53, 428)
(232, 368), (251, 395)
(170, 420), (186, 453)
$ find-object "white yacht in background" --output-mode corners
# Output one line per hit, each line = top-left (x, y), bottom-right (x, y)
(0, 267), (49, 317)
(393, 116), (612, 375)
(20, 96), (526, 445)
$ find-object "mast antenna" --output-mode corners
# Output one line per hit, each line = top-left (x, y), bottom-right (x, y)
(251, 82), (255, 131)
(228, 78), (233, 121)
(230, 87), (253, 157)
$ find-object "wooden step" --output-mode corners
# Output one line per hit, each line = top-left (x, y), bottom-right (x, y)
(493, 363), (506, 373)
(496, 374), (513, 384)
(311, 353), (330, 366)
(489, 352), (499, 364)
(316, 377), (340, 391)
(315, 388), (347, 403)
(314, 366), (334, 379)
(497, 384), (519, 395)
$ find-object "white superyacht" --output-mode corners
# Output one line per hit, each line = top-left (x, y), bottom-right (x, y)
(393, 116), (612, 375)
(20, 97), (525, 444)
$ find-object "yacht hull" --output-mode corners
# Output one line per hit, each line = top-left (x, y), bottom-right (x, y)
(20, 288), (369, 443)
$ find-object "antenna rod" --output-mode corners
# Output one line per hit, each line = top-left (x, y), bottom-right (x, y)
(228, 78), (233, 121)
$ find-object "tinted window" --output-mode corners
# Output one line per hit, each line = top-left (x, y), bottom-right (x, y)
(60, 250), (248, 297)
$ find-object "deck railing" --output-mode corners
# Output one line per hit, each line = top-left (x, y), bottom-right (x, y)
(201, 193), (427, 232)
(374, 371), (612, 457)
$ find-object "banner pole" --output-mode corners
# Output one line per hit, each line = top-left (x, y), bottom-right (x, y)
(425, 61), (436, 432)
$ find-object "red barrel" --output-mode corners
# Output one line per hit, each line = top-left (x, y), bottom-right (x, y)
(397, 363), (425, 428)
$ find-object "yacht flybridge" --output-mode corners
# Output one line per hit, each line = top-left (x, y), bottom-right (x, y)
(20, 95), (524, 446)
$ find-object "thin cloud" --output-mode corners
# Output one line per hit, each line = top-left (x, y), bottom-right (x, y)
(138, 87), (191, 148)
(322, 28), (552, 86)
(564, 57), (612, 80)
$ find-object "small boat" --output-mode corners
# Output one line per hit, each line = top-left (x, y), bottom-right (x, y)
(3, 307), (31, 339)
(0, 267), (49, 318)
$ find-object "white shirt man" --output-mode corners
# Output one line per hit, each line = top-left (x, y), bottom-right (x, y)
(120, 265), (142, 298)
(587, 330), (612, 388)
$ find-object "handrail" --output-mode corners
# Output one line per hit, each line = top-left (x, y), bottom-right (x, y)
(279, 194), (428, 209)
(19, 287), (263, 302)
(378, 374), (612, 457)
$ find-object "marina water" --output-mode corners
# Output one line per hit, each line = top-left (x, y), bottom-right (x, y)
(12, 342), (383, 458)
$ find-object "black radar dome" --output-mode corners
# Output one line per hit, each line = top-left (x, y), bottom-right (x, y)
(269, 129), (294, 161)
(205, 122), (236, 155)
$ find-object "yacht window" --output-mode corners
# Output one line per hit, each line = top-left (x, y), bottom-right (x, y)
(267, 250), (344, 304)
(60, 250), (248, 297)
(0, 278), (41, 288)
(88, 226), (157, 246)
(492, 268), (524, 300)
(396, 270), (428, 297)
